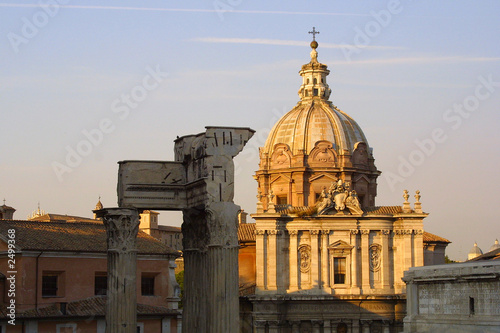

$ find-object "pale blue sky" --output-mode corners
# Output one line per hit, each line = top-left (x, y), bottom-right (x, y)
(1, 1), (499, 260)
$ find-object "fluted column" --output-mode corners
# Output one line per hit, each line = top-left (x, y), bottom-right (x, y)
(182, 202), (240, 333)
(288, 230), (299, 291)
(381, 229), (391, 290)
(361, 229), (370, 291)
(310, 230), (320, 289)
(321, 230), (330, 290)
(99, 208), (140, 333)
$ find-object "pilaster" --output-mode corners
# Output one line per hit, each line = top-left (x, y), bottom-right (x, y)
(361, 229), (370, 292)
(380, 229), (391, 290)
(288, 230), (299, 291)
(321, 230), (330, 290)
(310, 230), (320, 290)
(256, 229), (266, 290)
(267, 230), (279, 290)
(350, 229), (360, 292)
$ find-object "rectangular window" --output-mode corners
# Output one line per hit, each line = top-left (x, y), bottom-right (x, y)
(276, 195), (287, 205)
(42, 274), (58, 297)
(94, 274), (107, 296)
(334, 258), (346, 284)
(141, 276), (155, 296)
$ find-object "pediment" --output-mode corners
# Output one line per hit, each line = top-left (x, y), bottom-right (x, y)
(309, 173), (337, 182)
(270, 173), (291, 184)
(328, 240), (354, 250)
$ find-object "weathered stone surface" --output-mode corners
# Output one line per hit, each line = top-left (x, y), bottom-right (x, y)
(403, 261), (500, 333)
(116, 126), (254, 333)
(96, 208), (140, 333)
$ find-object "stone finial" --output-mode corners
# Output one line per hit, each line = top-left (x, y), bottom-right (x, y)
(403, 190), (409, 203)
(414, 190), (423, 213)
(402, 190), (412, 213)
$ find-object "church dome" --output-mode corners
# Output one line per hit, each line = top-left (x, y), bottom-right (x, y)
(489, 239), (500, 252)
(468, 242), (483, 260)
(256, 38), (380, 208)
(264, 100), (369, 156)
(263, 41), (369, 157)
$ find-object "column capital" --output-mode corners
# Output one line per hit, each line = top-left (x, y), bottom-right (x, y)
(350, 229), (359, 234)
(360, 229), (370, 235)
(255, 229), (265, 235)
(268, 229), (282, 235)
(321, 229), (330, 235)
(97, 208), (140, 254)
(288, 229), (299, 236)
(310, 229), (320, 235)
(380, 229), (391, 236)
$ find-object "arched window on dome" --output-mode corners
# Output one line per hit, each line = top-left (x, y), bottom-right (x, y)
(321, 78), (324, 83)
(313, 88), (318, 96)
(307, 78), (310, 84)
(305, 90), (308, 97)
(313, 78), (317, 85)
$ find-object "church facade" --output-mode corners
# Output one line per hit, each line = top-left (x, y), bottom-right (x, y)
(247, 37), (438, 333)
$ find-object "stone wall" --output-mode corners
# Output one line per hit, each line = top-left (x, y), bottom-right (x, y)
(403, 261), (500, 333)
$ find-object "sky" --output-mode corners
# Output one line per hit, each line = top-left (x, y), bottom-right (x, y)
(1, 0), (499, 261)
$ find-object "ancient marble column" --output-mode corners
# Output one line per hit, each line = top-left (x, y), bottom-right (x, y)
(182, 202), (240, 333)
(99, 208), (140, 333)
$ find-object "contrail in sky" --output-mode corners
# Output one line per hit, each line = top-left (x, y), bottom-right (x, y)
(0, 3), (372, 16)
(191, 37), (403, 50)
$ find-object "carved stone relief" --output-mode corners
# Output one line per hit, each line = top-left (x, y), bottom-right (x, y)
(370, 243), (382, 272)
(299, 244), (312, 273)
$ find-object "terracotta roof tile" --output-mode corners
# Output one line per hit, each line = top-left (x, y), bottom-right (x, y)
(0, 220), (177, 255)
(3, 296), (180, 319)
(363, 206), (403, 214)
(238, 223), (256, 242)
(423, 231), (451, 243)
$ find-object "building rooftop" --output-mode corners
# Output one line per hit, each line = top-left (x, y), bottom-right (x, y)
(0, 220), (177, 255)
(0, 296), (180, 319)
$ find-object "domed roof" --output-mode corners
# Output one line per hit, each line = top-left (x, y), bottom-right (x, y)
(95, 198), (103, 210)
(263, 41), (369, 156)
(468, 242), (483, 260)
(489, 239), (500, 252)
(264, 100), (368, 156)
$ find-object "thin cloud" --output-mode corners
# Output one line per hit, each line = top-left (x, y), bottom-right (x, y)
(331, 56), (500, 65)
(191, 37), (403, 50)
(0, 3), (371, 16)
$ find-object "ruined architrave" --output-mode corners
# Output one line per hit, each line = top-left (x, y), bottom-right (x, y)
(117, 126), (254, 333)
